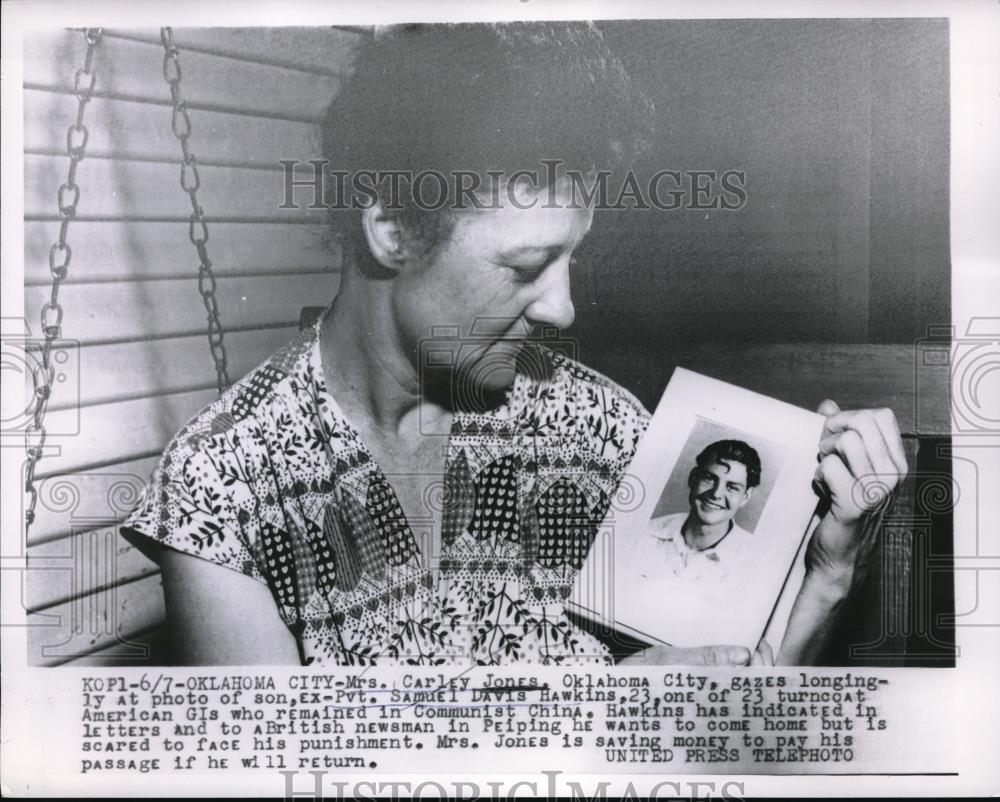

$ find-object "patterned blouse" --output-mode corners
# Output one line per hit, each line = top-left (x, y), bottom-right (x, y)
(122, 320), (651, 665)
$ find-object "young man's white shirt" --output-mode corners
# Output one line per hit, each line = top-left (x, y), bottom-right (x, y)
(639, 511), (754, 583)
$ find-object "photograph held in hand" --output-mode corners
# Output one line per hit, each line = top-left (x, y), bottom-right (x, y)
(571, 369), (906, 665)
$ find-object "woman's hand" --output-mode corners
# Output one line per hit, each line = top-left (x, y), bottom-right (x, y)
(776, 401), (908, 665)
(618, 644), (751, 666)
(807, 400), (909, 595)
(618, 639), (774, 666)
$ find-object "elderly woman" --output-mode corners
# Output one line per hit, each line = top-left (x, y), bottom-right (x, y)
(122, 22), (906, 666)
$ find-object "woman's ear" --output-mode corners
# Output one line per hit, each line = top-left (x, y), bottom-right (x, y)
(361, 200), (407, 271)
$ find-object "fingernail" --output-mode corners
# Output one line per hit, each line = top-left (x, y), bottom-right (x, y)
(731, 647), (751, 665)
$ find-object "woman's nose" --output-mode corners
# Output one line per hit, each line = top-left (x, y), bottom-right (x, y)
(524, 259), (575, 331)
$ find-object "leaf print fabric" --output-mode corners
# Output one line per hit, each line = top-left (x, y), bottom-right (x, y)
(121, 320), (650, 665)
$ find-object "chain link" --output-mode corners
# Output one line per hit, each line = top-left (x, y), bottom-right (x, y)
(23, 28), (103, 531)
(160, 27), (231, 395)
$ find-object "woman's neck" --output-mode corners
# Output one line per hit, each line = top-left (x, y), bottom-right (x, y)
(319, 280), (451, 440)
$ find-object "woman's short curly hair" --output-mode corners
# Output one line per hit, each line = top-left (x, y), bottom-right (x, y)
(321, 21), (655, 269)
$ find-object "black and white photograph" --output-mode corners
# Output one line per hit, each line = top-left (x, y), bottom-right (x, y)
(570, 369), (827, 654)
(647, 421), (784, 544)
(1, 0), (998, 797)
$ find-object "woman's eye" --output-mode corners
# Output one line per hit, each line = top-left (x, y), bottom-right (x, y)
(506, 263), (545, 282)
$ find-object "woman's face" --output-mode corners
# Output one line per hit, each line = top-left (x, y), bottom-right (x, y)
(392, 179), (594, 399)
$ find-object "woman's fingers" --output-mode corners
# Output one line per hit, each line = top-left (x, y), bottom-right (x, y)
(824, 429), (877, 485)
(814, 406), (909, 517)
(618, 644), (751, 666)
(819, 408), (908, 477)
(820, 413), (897, 480)
(684, 645), (752, 666)
(816, 398), (841, 418)
(816, 430), (886, 514)
(815, 451), (866, 520)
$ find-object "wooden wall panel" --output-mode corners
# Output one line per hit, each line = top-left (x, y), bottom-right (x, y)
(61, 326), (300, 409)
(24, 29), (341, 122)
(24, 274), (339, 344)
(25, 153), (324, 221)
(56, 625), (170, 667)
(25, 89), (321, 168)
(25, 221), (336, 284)
(26, 525), (160, 612)
(868, 20), (951, 342)
(105, 27), (359, 75)
(586, 343), (950, 436)
(37, 388), (217, 479)
(27, 454), (160, 546)
(26, 574), (165, 667)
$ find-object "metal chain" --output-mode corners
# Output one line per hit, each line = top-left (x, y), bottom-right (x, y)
(160, 27), (231, 395)
(24, 28), (103, 532)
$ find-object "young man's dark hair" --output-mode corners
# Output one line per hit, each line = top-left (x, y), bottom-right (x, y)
(693, 439), (762, 489)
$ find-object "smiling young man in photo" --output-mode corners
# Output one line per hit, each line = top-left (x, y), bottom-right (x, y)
(644, 440), (762, 582)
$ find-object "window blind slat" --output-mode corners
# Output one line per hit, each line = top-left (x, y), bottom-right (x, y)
(25, 89), (321, 169)
(23, 29), (340, 121)
(27, 574), (165, 667)
(24, 273), (340, 344)
(26, 154), (326, 221)
(27, 527), (159, 612)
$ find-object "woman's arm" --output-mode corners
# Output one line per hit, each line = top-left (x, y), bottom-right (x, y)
(775, 565), (851, 665)
(160, 549), (300, 665)
(776, 402), (908, 665)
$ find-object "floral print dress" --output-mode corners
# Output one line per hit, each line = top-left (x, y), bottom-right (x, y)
(122, 320), (650, 665)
